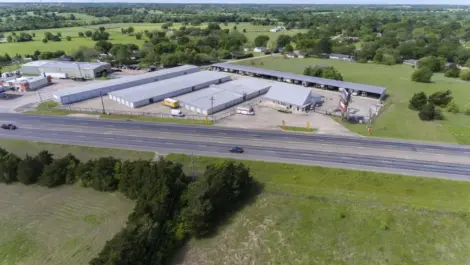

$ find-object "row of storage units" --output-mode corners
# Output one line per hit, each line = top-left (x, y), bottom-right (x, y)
(53, 65), (199, 104)
(0, 76), (51, 92)
(108, 71), (231, 108)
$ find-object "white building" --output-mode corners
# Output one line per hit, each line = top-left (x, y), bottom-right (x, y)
(262, 82), (313, 112)
(253, 47), (268, 53)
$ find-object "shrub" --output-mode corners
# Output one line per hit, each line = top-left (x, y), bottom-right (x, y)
(429, 90), (452, 107)
(408, 92), (428, 110)
(411, 67), (433, 83)
(419, 103), (443, 121)
(444, 65), (460, 78)
(460, 70), (470, 81)
(447, 100), (460, 114)
(464, 106), (470, 116)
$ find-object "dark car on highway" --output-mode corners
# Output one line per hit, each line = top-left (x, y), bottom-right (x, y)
(229, 147), (244, 153)
(1, 124), (17, 130)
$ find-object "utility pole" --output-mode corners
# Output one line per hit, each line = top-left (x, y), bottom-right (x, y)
(37, 88), (43, 103)
(100, 91), (105, 114)
(210, 96), (214, 121)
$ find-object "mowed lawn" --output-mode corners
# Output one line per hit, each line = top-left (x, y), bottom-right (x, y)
(0, 139), (155, 161)
(237, 57), (470, 144)
(168, 154), (470, 265)
(0, 184), (134, 265)
(0, 22), (306, 56)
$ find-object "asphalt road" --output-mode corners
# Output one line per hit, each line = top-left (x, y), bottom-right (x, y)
(1, 113), (470, 156)
(0, 127), (469, 180)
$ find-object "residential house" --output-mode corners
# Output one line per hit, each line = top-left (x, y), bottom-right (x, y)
(253, 47), (268, 53)
(270, 26), (285, 33)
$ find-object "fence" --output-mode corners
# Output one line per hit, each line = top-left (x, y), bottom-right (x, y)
(55, 105), (236, 122)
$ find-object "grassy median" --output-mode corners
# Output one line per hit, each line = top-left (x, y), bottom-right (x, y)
(167, 154), (470, 265)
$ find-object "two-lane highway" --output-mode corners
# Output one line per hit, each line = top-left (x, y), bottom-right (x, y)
(0, 126), (469, 180)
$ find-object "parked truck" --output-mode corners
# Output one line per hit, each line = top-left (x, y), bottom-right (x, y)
(170, 109), (185, 117)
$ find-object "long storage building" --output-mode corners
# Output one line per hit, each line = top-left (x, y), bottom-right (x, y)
(176, 78), (272, 115)
(53, 65), (199, 104)
(212, 63), (387, 100)
(20, 60), (111, 79)
(108, 71), (231, 108)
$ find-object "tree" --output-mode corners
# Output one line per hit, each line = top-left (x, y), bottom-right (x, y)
(126, 26), (134, 34)
(78, 32), (85, 37)
(95, 40), (113, 53)
(284, 44), (294, 53)
(135, 32), (142, 40)
(7, 35), (12, 43)
(444, 64), (460, 78)
(38, 154), (79, 187)
(411, 67), (433, 83)
(418, 56), (445, 72)
(429, 90), (452, 107)
(409, 92), (428, 111)
(460, 70), (470, 81)
(0, 153), (21, 184)
(161, 53), (180, 67)
(304, 65), (343, 81)
(85, 31), (93, 38)
(419, 103), (443, 121)
(276, 34), (292, 48)
(66, 36), (72, 41)
(254, 35), (270, 47)
(42, 38), (48, 44)
(17, 155), (42, 185)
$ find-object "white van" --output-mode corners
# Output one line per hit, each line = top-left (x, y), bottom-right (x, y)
(170, 109), (185, 117)
(236, 106), (255, 115)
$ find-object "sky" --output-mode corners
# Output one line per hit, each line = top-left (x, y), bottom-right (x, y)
(0, 0), (470, 4)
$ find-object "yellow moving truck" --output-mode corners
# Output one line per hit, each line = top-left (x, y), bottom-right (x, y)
(163, 98), (179, 108)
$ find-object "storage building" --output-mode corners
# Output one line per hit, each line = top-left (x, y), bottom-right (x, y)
(53, 65), (199, 104)
(176, 86), (243, 115)
(176, 78), (272, 115)
(108, 71), (231, 108)
(20, 61), (111, 79)
(263, 83), (313, 112)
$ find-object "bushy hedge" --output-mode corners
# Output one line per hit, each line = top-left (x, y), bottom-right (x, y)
(0, 148), (260, 265)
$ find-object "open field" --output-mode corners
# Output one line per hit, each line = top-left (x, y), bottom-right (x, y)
(0, 23), (306, 56)
(0, 139), (155, 160)
(0, 184), (134, 265)
(237, 57), (470, 144)
(167, 154), (470, 265)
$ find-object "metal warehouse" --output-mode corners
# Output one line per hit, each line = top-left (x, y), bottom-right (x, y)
(263, 82), (313, 112)
(20, 60), (111, 79)
(53, 65), (199, 104)
(212, 63), (387, 100)
(176, 86), (243, 115)
(176, 78), (272, 115)
(212, 77), (272, 100)
(108, 71), (231, 108)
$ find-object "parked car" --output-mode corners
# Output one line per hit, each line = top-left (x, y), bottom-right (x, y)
(229, 147), (244, 153)
(1, 124), (17, 130)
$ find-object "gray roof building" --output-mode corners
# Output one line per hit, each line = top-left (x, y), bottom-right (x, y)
(212, 63), (386, 99)
(20, 60), (111, 79)
(176, 77), (272, 115)
(264, 82), (312, 107)
(53, 65), (199, 104)
(108, 71), (231, 108)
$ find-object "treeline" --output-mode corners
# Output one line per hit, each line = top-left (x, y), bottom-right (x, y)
(408, 89), (470, 121)
(0, 147), (260, 265)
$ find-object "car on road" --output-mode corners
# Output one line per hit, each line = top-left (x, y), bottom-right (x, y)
(1, 124), (17, 130)
(229, 147), (244, 153)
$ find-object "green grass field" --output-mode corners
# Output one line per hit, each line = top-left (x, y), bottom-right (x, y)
(0, 139), (155, 161)
(0, 22), (306, 56)
(168, 154), (470, 265)
(280, 125), (317, 133)
(237, 57), (470, 144)
(0, 183), (134, 265)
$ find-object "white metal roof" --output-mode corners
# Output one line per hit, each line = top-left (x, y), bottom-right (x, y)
(211, 77), (272, 95)
(109, 71), (230, 103)
(22, 60), (109, 70)
(264, 82), (312, 106)
(53, 65), (198, 98)
(177, 86), (242, 110)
